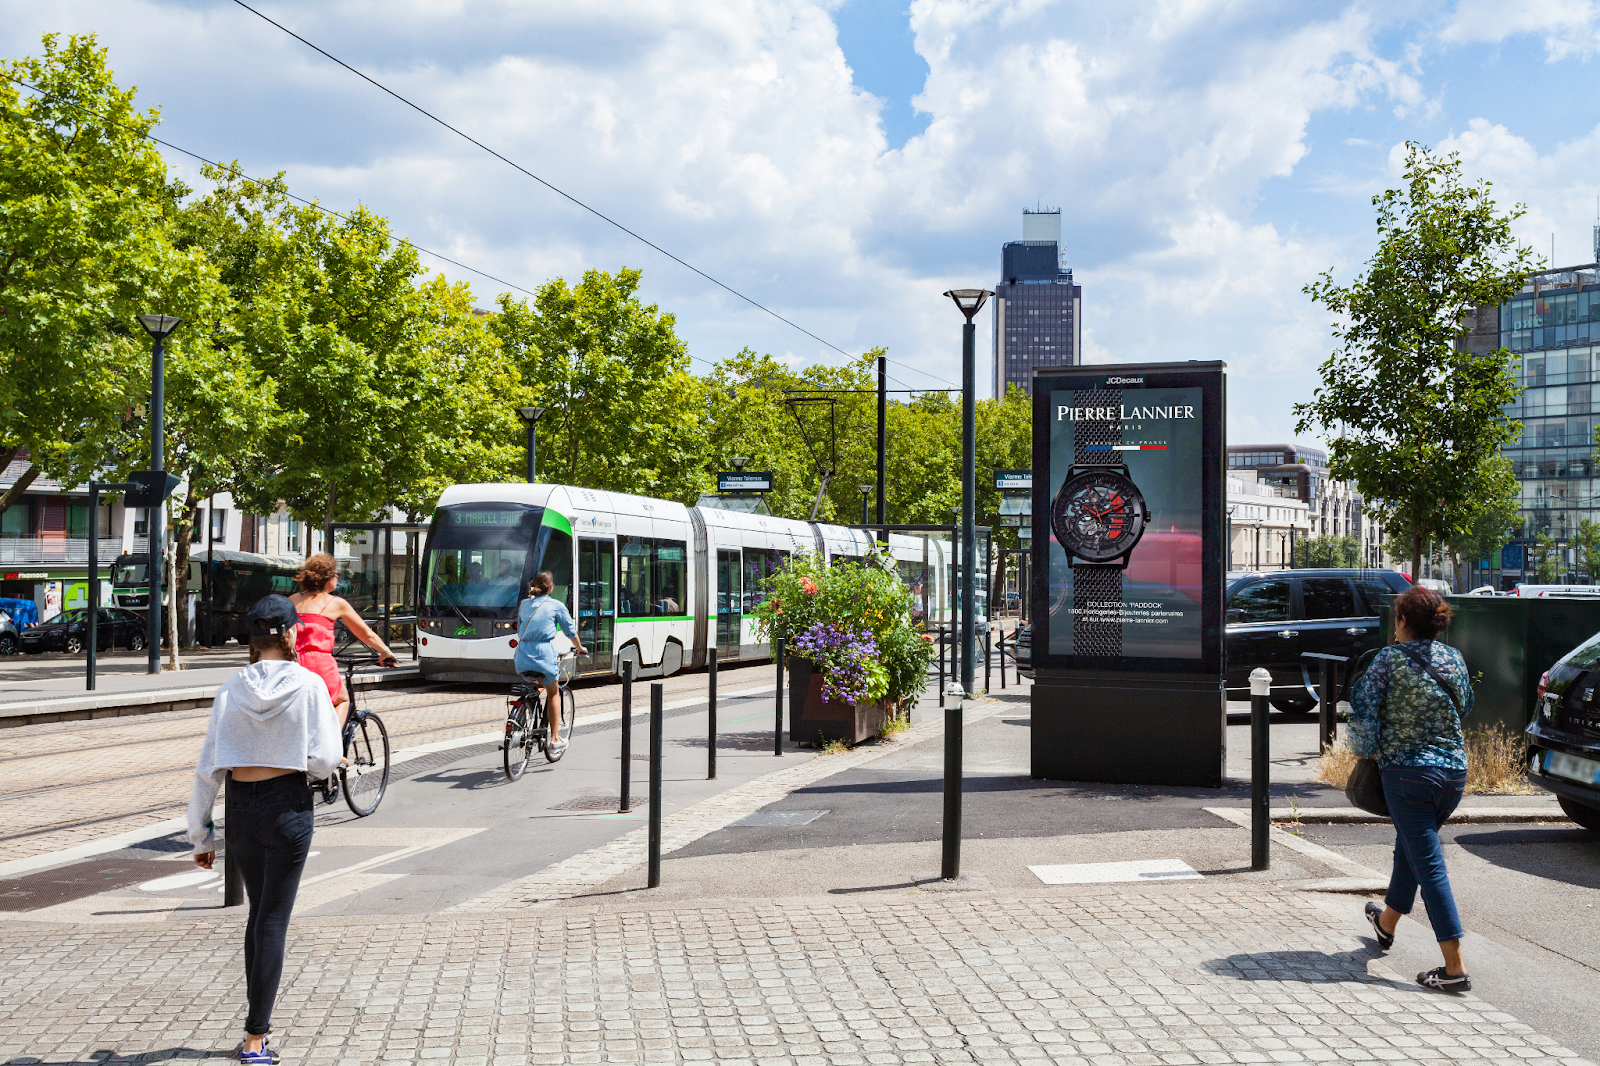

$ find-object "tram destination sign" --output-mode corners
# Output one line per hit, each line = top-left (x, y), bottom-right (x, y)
(995, 470), (1032, 492)
(717, 471), (774, 493)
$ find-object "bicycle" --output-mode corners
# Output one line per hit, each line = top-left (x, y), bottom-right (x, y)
(313, 655), (393, 816)
(503, 657), (577, 780)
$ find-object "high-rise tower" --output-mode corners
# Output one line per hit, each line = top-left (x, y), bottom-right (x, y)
(993, 208), (1082, 397)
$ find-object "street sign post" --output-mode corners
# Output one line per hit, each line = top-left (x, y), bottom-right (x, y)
(123, 471), (182, 509)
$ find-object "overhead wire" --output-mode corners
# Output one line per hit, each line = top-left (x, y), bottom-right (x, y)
(224, 0), (954, 380)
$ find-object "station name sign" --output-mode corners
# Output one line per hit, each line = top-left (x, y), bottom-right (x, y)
(994, 470), (1032, 492)
(717, 472), (774, 493)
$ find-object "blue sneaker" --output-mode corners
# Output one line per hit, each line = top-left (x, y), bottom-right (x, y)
(241, 1039), (278, 1065)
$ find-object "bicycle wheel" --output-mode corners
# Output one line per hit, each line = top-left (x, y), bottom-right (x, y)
(544, 687), (573, 764)
(503, 698), (533, 781)
(341, 711), (391, 817)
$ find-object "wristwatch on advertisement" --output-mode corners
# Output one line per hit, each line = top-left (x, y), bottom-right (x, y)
(1052, 388), (1152, 656)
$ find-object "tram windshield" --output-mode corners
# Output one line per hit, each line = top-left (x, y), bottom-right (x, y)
(422, 505), (542, 618)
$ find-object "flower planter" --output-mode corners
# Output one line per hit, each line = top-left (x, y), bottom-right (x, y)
(790, 666), (890, 745)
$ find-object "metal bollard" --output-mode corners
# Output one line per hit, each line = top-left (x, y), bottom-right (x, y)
(774, 637), (785, 756)
(707, 648), (718, 780)
(1250, 667), (1271, 871)
(941, 681), (965, 880)
(984, 624), (991, 693)
(938, 631), (946, 708)
(998, 628), (1007, 690)
(1318, 660), (1336, 753)
(648, 681), (663, 888)
(223, 845), (244, 907)
(620, 659), (634, 813)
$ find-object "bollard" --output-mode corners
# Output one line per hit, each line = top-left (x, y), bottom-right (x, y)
(774, 636), (785, 756)
(1318, 660), (1336, 753)
(1250, 667), (1271, 871)
(941, 680), (965, 880)
(707, 648), (718, 780)
(223, 844), (244, 907)
(620, 659), (634, 813)
(938, 631), (947, 708)
(984, 624), (991, 694)
(648, 681), (663, 888)
(998, 627), (1007, 691)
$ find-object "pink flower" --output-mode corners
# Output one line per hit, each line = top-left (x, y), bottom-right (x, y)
(800, 577), (819, 597)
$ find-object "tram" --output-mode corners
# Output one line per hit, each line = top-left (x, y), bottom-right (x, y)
(417, 483), (956, 683)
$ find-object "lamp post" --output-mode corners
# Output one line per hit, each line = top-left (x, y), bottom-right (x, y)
(943, 288), (991, 698)
(137, 314), (180, 675)
(516, 406), (546, 483)
(858, 485), (872, 526)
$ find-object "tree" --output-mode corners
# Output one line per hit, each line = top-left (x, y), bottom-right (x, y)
(1442, 455), (1520, 590)
(1530, 530), (1563, 584)
(1298, 535), (1362, 568)
(491, 269), (707, 505)
(1572, 519), (1600, 584)
(1294, 143), (1536, 580)
(0, 35), (198, 520)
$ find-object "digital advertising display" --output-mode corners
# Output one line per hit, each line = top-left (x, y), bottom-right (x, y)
(1031, 363), (1225, 676)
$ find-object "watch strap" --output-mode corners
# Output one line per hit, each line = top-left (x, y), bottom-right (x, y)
(1073, 388), (1122, 465)
(1073, 566), (1123, 657)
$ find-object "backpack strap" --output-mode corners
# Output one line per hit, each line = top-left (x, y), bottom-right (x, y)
(1393, 642), (1461, 714)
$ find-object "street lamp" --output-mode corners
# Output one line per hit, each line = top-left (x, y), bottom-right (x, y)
(858, 485), (872, 525)
(940, 287), (990, 887)
(516, 406), (546, 483)
(943, 287), (991, 698)
(137, 314), (181, 675)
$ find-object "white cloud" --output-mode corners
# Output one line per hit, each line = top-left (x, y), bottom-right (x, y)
(1439, 0), (1600, 60)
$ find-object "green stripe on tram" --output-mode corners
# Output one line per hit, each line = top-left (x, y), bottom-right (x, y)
(541, 509), (572, 535)
(617, 615), (694, 622)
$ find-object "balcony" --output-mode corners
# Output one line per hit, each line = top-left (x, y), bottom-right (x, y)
(0, 537), (148, 566)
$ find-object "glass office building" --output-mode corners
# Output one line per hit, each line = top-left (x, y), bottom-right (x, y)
(993, 209), (1082, 397)
(1477, 261), (1600, 581)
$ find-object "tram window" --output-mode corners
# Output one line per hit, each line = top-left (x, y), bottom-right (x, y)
(654, 541), (687, 615)
(742, 549), (765, 613)
(535, 529), (573, 610)
(619, 536), (651, 617)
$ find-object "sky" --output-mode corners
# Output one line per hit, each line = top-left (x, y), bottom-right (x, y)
(4, 0), (1599, 446)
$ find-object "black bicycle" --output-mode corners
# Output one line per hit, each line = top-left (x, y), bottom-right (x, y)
(314, 655), (393, 816)
(503, 672), (576, 780)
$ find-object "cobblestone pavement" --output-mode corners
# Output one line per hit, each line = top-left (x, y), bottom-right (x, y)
(0, 885), (1592, 1066)
(0, 664), (770, 864)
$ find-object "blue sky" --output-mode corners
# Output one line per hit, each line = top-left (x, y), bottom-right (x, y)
(3, 0), (1598, 446)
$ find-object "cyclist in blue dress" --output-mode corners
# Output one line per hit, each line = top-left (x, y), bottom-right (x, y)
(514, 571), (585, 753)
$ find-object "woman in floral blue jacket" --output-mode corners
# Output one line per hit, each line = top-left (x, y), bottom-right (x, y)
(1349, 584), (1473, 992)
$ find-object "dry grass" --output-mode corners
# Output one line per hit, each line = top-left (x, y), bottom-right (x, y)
(876, 713), (911, 741)
(1313, 723), (1535, 795)
(818, 736), (853, 754)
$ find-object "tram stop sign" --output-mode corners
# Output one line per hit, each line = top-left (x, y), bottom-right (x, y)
(123, 470), (182, 508)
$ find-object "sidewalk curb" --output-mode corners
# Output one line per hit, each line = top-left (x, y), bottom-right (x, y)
(448, 696), (1007, 912)
(1268, 804), (1567, 824)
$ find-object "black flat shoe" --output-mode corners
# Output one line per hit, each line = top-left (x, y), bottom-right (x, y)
(1417, 966), (1471, 992)
(1365, 901), (1394, 950)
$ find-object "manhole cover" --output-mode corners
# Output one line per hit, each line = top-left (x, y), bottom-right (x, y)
(549, 796), (632, 811)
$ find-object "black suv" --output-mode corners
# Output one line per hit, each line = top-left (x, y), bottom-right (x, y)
(1225, 568), (1411, 712)
(1526, 635), (1600, 833)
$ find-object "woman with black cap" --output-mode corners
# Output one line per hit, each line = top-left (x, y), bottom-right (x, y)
(187, 594), (341, 1064)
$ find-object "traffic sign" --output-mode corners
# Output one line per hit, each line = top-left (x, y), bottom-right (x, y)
(717, 472), (774, 493)
(123, 471), (182, 508)
(994, 469), (1032, 492)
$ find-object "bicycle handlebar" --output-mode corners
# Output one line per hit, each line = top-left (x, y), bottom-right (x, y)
(337, 654), (399, 669)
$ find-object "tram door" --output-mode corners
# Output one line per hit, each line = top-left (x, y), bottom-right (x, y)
(577, 538), (616, 672)
(716, 549), (741, 658)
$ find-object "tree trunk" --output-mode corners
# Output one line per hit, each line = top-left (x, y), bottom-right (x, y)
(1410, 530), (1423, 584)
(322, 484), (338, 556)
(167, 540), (181, 671)
(0, 462), (40, 520)
(173, 499), (197, 648)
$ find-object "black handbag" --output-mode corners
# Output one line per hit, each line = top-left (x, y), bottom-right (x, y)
(1345, 643), (1462, 818)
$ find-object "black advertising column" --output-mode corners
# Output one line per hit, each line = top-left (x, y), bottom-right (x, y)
(1030, 362), (1228, 787)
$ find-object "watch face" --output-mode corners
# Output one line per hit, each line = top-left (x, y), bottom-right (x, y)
(1052, 469), (1149, 563)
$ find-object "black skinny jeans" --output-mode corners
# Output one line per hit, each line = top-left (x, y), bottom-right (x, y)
(226, 772), (314, 1036)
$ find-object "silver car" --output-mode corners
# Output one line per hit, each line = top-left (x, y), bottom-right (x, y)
(0, 611), (18, 656)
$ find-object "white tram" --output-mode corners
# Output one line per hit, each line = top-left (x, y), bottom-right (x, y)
(417, 483), (956, 683)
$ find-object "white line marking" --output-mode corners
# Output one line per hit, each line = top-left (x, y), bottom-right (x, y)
(1029, 859), (1200, 885)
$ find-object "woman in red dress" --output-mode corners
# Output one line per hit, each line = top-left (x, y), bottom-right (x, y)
(289, 554), (397, 724)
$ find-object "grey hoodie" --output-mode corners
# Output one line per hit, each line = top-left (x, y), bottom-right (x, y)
(187, 660), (342, 853)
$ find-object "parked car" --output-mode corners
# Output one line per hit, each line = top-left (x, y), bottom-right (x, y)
(19, 607), (149, 654)
(1225, 568), (1412, 713)
(1509, 584), (1600, 599)
(1527, 633), (1600, 833)
(1466, 585), (1500, 596)
(0, 611), (18, 656)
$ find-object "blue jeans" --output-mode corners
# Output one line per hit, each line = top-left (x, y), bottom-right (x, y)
(1382, 765), (1467, 943)
(227, 772), (314, 1035)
